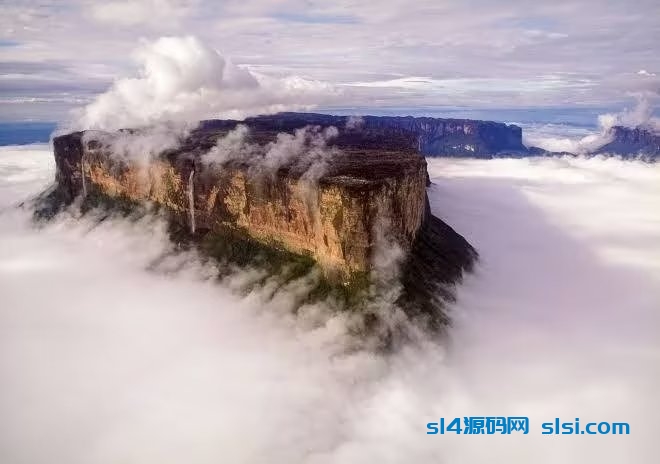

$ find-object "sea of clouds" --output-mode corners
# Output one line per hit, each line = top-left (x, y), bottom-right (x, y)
(1, 144), (658, 463)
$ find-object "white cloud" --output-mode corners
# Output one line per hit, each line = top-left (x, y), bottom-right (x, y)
(202, 124), (340, 183)
(524, 131), (612, 154)
(1, 146), (659, 462)
(72, 36), (338, 130)
(598, 96), (660, 132)
(524, 96), (660, 153)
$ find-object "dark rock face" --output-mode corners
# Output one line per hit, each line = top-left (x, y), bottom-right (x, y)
(398, 197), (477, 330)
(595, 126), (660, 158)
(52, 131), (85, 203)
(359, 115), (526, 158)
(200, 112), (528, 158)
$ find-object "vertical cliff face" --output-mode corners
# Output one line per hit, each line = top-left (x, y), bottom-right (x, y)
(52, 130), (429, 282)
(358, 116), (526, 157)
(52, 131), (86, 203)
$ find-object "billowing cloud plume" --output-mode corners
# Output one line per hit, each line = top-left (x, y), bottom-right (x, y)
(73, 36), (338, 131)
(598, 96), (660, 132)
(81, 122), (194, 166)
(203, 124), (339, 181)
(523, 127), (614, 154)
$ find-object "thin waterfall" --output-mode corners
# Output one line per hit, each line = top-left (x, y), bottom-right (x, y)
(188, 170), (196, 235)
(81, 157), (87, 198)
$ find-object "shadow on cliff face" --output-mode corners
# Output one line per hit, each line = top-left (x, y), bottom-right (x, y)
(2, 147), (659, 463)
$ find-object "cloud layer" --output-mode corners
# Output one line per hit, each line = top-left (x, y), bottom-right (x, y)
(1, 145), (658, 462)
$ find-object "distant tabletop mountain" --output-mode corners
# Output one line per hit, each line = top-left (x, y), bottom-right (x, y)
(528, 125), (660, 160)
(202, 112), (659, 160)
(200, 112), (529, 158)
(594, 125), (660, 158)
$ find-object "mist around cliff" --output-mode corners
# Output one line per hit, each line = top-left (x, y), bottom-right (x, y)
(1, 144), (658, 463)
(524, 95), (660, 153)
(202, 124), (340, 182)
(79, 122), (196, 169)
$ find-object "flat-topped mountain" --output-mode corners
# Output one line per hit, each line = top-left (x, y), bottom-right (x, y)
(194, 112), (659, 159)
(200, 112), (528, 157)
(46, 118), (478, 333)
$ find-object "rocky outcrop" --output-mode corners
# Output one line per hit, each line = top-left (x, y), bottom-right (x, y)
(594, 126), (660, 158)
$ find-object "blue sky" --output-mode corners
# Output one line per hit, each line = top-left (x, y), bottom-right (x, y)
(0, 0), (658, 123)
